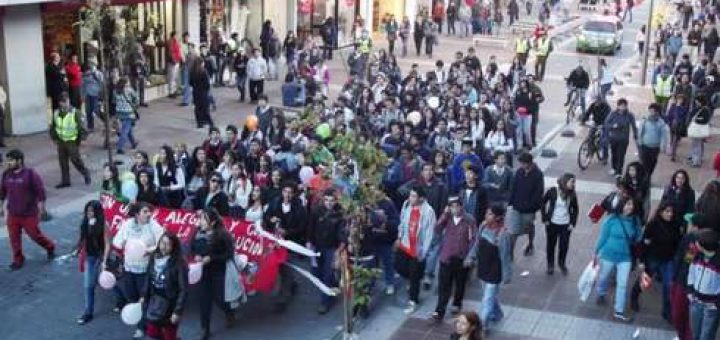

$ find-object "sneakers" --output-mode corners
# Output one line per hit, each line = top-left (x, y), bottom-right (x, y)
(132, 330), (144, 339)
(608, 169), (616, 176)
(8, 262), (23, 271)
(385, 285), (395, 296)
(429, 311), (443, 322)
(613, 312), (633, 323)
(76, 314), (92, 325)
(403, 301), (418, 314)
(523, 245), (534, 257)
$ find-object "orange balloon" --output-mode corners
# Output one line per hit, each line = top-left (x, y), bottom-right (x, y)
(245, 114), (259, 131)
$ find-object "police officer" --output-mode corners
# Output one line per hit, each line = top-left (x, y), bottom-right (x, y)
(515, 32), (530, 66)
(534, 32), (553, 81)
(50, 92), (91, 189)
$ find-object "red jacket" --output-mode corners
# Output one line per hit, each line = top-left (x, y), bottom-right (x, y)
(432, 4), (445, 19)
(65, 62), (82, 88)
(168, 37), (182, 64)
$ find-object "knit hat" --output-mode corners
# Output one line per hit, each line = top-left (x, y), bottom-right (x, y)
(697, 229), (720, 252)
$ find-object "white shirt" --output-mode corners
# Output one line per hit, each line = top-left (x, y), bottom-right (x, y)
(112, 218), (165, 273)
(229, 178), (253, 209)
(245, 205), (264, 223)
(485, 131), (514, 152)
(550, 196), (571, 225)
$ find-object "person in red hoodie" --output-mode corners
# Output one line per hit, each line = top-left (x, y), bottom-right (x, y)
(166, 31), (183, 97)
(432, 1), (445, 34)
(65, 54), (82, 109)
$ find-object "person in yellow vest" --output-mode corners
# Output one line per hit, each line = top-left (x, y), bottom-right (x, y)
(356, 29), (373, 57)
(653, 69), (674, 111)
(533, 32), (553, 81)
(515, 32), (531, 66)
(50, 92), (90, 189)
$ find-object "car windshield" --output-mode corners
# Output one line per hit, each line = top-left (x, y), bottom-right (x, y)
(584, 21), (615, 33)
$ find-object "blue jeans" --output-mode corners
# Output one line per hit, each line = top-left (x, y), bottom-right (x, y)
(690, 300), (719, 340)
(516, 115), (532, 147)
(596, 259), (632, 314)
(314, 246), (337, 307)
(374, 244), (394, 287)
(600, 83), (612, 101)
(480, 280), (503, 326)
(84, 95), (99, 130)
(236, 74), (247, 100)
(690, 137), (705, 166)
(116, 118), (136, 152)
(181, 64), (192, 104)
(83, 256), (101, 316)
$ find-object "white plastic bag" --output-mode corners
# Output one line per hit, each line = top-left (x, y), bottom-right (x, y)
(578, 260), (599, 302)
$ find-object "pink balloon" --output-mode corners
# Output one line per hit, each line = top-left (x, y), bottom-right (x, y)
(188, 263), (203, 285)
(98, 270), (116, 290)
(124, 239), (146, 262)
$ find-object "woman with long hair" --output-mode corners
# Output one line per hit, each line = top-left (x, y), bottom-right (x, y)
(227, 162), (254, 218)
(189, 58), (214, 128)
(660, 169), (695, 224)
(111, 202), (165, 338)
(629, 201), (682, 321)
(190, 208), (236, 339)
(131, 151), (153, 178)
(451, 310), (484, 340)
(664, 94), (689, 162)
(687, 94), (711, 167)
(594, 198), (643, 322)
(142, 233), (187, 340)
(623, 162), (650, 222)
(155, 145), (186, 209)
(76, 200), (111, 325)
(244, 186), (266, 223)
(485, 120), (515, 167)
(695, 180), (720, 232)
(136, 169), (164, 207)
(541, 173), (578, 276)
(101, 162), (123, 200)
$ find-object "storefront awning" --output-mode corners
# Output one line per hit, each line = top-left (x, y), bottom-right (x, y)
(41, 0), (163, 12)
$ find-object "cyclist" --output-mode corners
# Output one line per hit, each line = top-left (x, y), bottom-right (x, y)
(581, 94), (611, 163)
(564, 62), (590, 116)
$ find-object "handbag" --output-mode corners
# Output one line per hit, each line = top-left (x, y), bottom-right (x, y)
(587, 202), (605, 224)
(145, 294), (171, 322)
(393, 249), (414, 279)
(687, 121), (710, 139)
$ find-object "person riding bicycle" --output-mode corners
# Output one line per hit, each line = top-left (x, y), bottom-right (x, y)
(581, 94), (611, 127)
(564, 63), (590, 116)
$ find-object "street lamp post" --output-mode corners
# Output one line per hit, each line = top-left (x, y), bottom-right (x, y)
(640, 0), (655, 86)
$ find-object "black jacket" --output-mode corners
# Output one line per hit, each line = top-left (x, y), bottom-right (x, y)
(540, 187), (579, 226)
(567, 68), (590, 89)
(509, 164), (544, 213)
(398, 177), (448, 218)
(458, 183), (489, 223)
(308, 204), (346, 248)
(192, 188), (230, 216)
(642, 217), (682, 262)
(190, 228), (234, 274)
(143, 255), (188, 321)
(265, 197), (308, 244)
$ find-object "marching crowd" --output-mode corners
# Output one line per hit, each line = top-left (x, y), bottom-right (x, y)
(4, 2), (720, 340)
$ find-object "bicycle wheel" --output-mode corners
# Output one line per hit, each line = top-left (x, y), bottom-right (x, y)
(577, 139), (592, 170)
(595, 139), (607, 161)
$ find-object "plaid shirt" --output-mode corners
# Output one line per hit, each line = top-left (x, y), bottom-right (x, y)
(114, 88), (138, 119)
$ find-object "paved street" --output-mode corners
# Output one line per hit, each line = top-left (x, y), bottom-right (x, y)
(0, 1), (711, 339)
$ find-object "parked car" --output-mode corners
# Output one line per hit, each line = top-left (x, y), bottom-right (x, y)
(576, 16), (624, 55)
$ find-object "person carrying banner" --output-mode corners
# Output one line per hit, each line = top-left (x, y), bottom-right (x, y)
(190, 207), (236, 339)
(307, 189), (346, 315)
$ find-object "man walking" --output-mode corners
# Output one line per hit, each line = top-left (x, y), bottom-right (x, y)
(507, 152), (544, 259)
(431, 197), (476, 321)
(534, 31), (553, 81)
(81, 62), (103, 132)
(515, 32), (531, 66)
(50, 93), (91, 189)
(247, 48), (268, 102)
(0, 149), (55, 270)
(637, 103), (668, 179)
(603, 98), (638, 176)
(166, 31), (182, 97)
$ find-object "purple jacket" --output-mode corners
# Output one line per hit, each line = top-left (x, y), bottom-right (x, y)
(436, 211), (477, 264)
(0, 168), (45, 217)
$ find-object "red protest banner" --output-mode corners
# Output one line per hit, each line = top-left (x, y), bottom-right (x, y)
(100, 193), (287, 293)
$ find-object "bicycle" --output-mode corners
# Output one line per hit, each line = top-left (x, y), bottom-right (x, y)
(577, 125), (607, 170)
(565, 87), (582, 125)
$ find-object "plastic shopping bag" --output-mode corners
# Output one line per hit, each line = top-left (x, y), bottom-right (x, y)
(578, 260), (599, 302)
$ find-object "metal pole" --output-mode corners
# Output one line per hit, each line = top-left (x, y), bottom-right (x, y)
(98, 29), (113, 164)
(640, 0), (654, 86)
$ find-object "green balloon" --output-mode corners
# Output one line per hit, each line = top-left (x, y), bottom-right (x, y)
(316, 123), (331, 139)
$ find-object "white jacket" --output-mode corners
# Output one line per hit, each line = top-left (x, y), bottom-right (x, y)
(247, 56), (268, 80)
(485, 131), (514, 153)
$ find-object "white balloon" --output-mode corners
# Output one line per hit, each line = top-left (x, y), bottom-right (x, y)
(427, 96), (440, 109)
(189, 262), (203, 285)
(121, 180), (139, 200)
(120, 302), (142, 325)
(98, 270), (116, 290)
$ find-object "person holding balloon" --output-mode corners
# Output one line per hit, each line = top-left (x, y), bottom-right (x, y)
(190, 207), (236, 339)
(75, 200), (110, 325)
(111, 202), (165, 339)
(140, 233), (188, 340)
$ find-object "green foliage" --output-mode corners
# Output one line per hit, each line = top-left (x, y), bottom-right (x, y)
(350, 266), (381, 307)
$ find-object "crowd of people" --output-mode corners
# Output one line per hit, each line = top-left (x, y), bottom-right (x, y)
(16, 1), (720, 340)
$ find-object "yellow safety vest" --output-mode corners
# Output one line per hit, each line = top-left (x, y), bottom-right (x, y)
(54, 110), (79, 142)
(358, 38), (372, 54)
(654, 77), (673, 98)
(516, 38), (528, 53)
(227, 39), (238, 53)
(537, 38), (551, 56)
